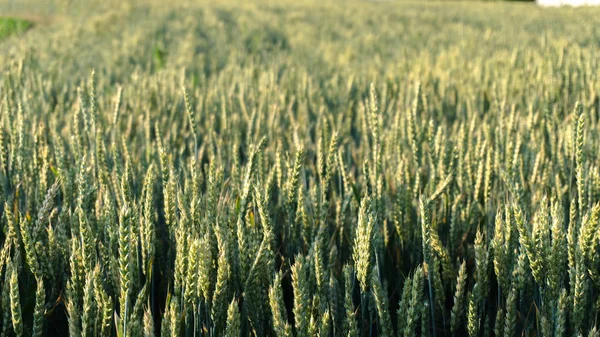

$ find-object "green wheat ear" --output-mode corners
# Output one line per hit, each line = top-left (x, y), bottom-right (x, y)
(225, 298), (241, 337)
(9, 263), (23, 337)
(503, 286), (517, 337)
(353, 195), (374, 294)
(451, 260), (468, 333)
(405, 266), (424, 337)
(32, 276), (45, 337)
(371, 267), (393, 337)
(292, 255), (310, 337)
(269, 271), (291, 337)
(343, 264), (358, 337)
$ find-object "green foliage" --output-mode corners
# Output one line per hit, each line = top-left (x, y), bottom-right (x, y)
(0, 17), (32, 40)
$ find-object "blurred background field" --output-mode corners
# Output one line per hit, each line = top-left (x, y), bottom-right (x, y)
(1, 0), (600, 86)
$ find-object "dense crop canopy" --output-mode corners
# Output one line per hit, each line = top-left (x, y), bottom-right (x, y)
(0, 1), (600, 336)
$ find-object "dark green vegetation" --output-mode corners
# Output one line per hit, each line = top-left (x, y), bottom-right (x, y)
(1, 1), (600, 336)
(0, 17), (32, 41)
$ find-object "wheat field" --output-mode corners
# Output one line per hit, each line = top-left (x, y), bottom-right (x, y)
(1, 0), (600, 336)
